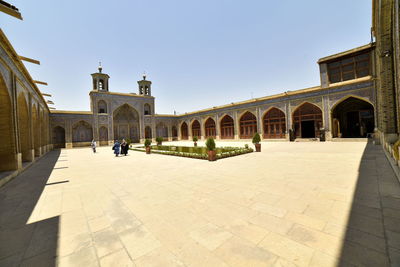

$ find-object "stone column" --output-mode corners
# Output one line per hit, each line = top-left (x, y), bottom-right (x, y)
(234, 111), (239, 140)
(65, 120), (73, 149)
(257, 107), (262, 139)
(286, 100), (291, 140)
(216, 114), (220, 140)
(200, 118), (205, 140)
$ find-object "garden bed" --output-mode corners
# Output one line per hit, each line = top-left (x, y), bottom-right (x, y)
(130, 145), (253, 160)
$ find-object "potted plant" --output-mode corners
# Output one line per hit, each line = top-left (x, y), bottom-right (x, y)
(156, 136), (163, 146)
(193, 136), (198, 147)
(252, 132), (261, 152)
(144, 139), (151, 154)
(206, 138), (216, 161)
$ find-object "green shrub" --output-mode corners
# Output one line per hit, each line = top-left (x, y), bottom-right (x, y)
(156, 137), (163, 144)
(144, 139), (151, 147)
(206, 138), (216, 151)
(245, 144), (249, 149)
(252, 133), (261, 144)
(193, 136), (198, 142)
(126, 138), (132, 145)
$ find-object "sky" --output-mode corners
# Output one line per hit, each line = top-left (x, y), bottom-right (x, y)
(1, 0), (372, 114)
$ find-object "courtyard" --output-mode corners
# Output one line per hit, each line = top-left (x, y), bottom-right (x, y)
(0, 141), (399, 266)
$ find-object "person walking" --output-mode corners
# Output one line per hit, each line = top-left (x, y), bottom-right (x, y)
(91, 139), (97, 153)
(112, 140), (121, 157)
(121, 139), (128, 156)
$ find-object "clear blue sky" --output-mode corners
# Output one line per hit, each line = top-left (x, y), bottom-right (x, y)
(2, 0), (372, 114)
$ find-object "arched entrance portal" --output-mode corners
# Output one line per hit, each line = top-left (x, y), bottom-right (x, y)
(72, 121), (93, 147)
(172, 126), (178, 140)
(53, 126), (66, 148)
(0, 74), (16, 171)
(156, 123), (168, 139)
(99, 126), (108, 145)
(263, 108), (286, 139)
(18, 93), (31, 161)
(240, 111), (257, 139)
(145, 126), (152, 139)
(220, 115), (234, 139)
(32, 105), (40, 156)
(181, 122), (188, 140)
(205, 118), (216, 138)
(331, 97), (374, 138)
(113, 104), (139, 142)
(293, 103), (323, 138)
(191, 120), (201, 138)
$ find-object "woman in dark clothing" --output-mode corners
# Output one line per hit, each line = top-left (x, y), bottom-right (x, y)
(121, 139), (129, 156)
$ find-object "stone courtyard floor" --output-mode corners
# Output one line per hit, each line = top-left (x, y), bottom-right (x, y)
(0, 141), (400, 266)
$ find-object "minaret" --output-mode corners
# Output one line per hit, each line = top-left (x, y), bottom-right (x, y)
(91, 62), (110, 92)
(137, 72), (152, 96)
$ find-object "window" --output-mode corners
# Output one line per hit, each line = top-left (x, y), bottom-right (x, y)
(144, 104), (151, 115)
(327, 51), (370, 83)
(98, 100), (107, 113)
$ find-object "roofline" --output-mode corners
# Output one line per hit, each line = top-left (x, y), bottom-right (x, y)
(50, 110), (93, 115)
(317, 43), (375, 64)
(175, 76), (372, 117)
(89, 90), (154, 98)
(0, 29), (49, 111)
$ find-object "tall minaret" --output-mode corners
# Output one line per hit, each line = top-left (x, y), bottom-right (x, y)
(91, 62), (110, 92)
(137, 72), (152, 96)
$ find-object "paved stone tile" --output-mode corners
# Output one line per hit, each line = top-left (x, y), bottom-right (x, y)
(258, 231), (315, 266)
(174, 240), (230, 267)
(188, 222), (233, 251)
(58, 246), (99, 267)
(93, 227), (124, 258)
(1, 142), (399, 266)
(248, 212), (294, 235)
(134, 247), (185, 267)
(286, 224), (342, 258)
(214, 236), (278, 266)
(99, 249), (134, 267)
(224, 219), (270, 245)
(119, 225), (161, 260)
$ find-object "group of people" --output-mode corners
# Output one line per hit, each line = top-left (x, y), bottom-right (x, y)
(112, 139), (129, 156)
(90, 139), (129, 157)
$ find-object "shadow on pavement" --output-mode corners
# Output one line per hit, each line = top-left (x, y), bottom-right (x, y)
(338, 142), (400, 266)
(0, 150), (61, 266)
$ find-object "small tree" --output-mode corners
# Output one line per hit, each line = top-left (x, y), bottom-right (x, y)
(156, 136), (163, 145)
(252, 133), (261, 144)
(206, 138), (216, 151)
(193, 136), (198, 142)
(144, 139), (151, 147)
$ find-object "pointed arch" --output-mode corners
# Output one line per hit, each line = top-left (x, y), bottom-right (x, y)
(156, 122), (168, 139)
(32, 104), (40, 156)
(17, 92), (31, 161)
(144, 103), (151, 115)
(204, 117), (216, 138)
(144, 126), (152, 139)
(99, 126), (108, 145)
(172, 125), (178, 140)
(98, 100), (107, 113)
(53, 126), (66, 148)
(113, 104), (140, 142)
(292, 102), (323, 138)
(191, 120), (201, 138)
(239, 111), (257, 139)
(72, 120), (93, 146)
(220, 115), (234, 139)
(331, 96), (374, 138)
(0, 74), (16, 171)
(263, 107), (286, 139)
(180, 122), (188, 140)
